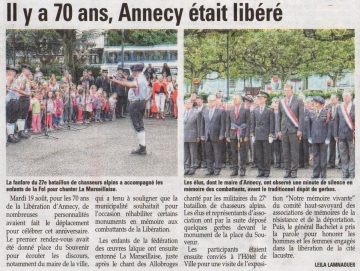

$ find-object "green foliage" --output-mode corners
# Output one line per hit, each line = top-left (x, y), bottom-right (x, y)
(184, 30), (354, 91)
(106, 30), (177, 46)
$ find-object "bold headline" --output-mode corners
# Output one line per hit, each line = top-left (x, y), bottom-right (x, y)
(7, 2), (283, 26)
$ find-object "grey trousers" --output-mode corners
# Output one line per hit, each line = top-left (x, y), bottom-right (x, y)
(339, 140), (355, 176)
(282, 132), (300, 171)
(184, 142), (197, 171)
(312, 142), (327, 177)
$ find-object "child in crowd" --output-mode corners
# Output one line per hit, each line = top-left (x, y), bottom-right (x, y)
(93, 89), (103, 122)
(101, 92), (108, 121)
(45, 91), (54, 131)
(76, 87), (85, 124)
(108, 93), (117, 121)
(84, 91), (93, 124)
(90, 85), (98, 121)
(53, 92), (63, 129)
(31, 92), (41, 134)
(71, 84), (78, 122)
(62, 85), (73, 124)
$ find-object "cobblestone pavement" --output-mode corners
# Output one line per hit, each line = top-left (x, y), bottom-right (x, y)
(7, 117), (178, 176)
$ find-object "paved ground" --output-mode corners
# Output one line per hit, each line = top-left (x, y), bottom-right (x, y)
(187, 163), (344, 179)
(7, 117), (178, 176)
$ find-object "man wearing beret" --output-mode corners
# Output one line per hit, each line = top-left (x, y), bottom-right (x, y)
(277, 84), (304, 178)
(307, 97), (331, 178)
(334, 90), (355, 178)
(250, 91), (274, 177)
(110, 63), (148, 154)
(201, 94), (226, 175)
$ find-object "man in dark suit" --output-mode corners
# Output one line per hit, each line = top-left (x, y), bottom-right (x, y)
(299, 97), (311, 169)
(201, 94), (226, 175)
(184, 99), (201, 175)
(111, 67), (128, 118)
(95, 69), (111, 97)
(327, 93), (340, 168)
(277, 84), (304, 178)
(307, 97), (331, 178)
(250, 91), (274, 177)
(226, 94), (250, 176)
(196, 97), (207, 168)
(334, 90), (355, 178)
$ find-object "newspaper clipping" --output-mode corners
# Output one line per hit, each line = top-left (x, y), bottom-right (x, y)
(1, 0), (359, 270)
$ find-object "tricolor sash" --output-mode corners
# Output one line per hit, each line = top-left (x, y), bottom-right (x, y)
(230, 123), (247, 139)
(340, 103), (354, 131)
(281, 98), (299, 128)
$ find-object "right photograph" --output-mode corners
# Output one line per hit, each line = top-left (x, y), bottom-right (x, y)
(183, 29), (355, 179)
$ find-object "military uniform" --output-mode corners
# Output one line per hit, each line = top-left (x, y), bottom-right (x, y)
(299, 108), (311, 168)
(12, 68), (31, 139)
(6, 70), (20, 143)
(328, 103), (340, 168)
(126, 64), (148, 154)
(307, 99), (331, 178)
(251, 104), (274, 177)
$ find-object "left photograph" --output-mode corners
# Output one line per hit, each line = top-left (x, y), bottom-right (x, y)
(6, 29), (178, 176)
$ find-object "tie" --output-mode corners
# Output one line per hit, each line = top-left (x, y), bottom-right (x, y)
(210, 109), (214, 120)
(287, 99), (290, 106)
(184, 111), (189, 122)
(316, 110), (319, 117)
(260, 107), (263, 115)
(235, 107), (239, 119)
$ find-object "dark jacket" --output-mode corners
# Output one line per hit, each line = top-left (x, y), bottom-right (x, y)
(251, 106), (274, 141)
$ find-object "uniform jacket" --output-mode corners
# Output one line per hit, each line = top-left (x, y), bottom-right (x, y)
(307, 108), (331, 144)
(184, 108), (201, 143)
(334, 102), (355, 141)
(277, 96), (304, 134)
(226, 104), (250, 140)
(251, 106), (274, 141)
(201, 107), (225, 141)
(302, 108), (311, 140)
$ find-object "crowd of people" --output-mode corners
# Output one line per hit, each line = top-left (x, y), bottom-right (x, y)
(184, 84), (355, 179)
(6, 63), (178, 146)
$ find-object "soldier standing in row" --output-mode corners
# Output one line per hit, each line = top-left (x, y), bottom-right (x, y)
(250, 91), (274, 177)
(307, 97), (331, 178)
